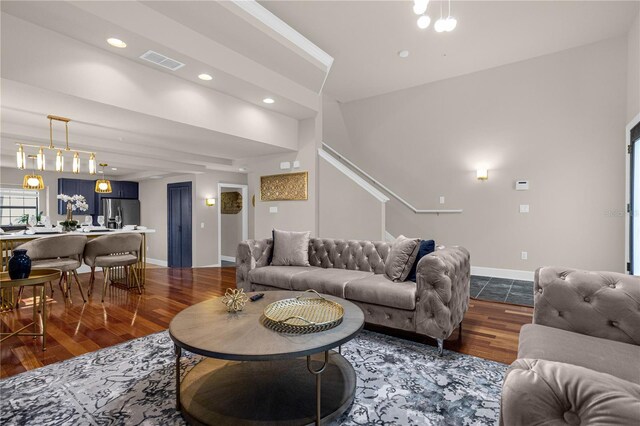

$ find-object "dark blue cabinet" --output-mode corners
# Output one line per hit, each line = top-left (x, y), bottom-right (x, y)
(108, 181), (138, 199)
(58, 178), (97, 215)
(58, 178), (138, 215)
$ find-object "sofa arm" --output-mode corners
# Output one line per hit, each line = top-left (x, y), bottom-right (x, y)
(235, 238), (272, 292)
(501, 358), (640, 426)
(415, 246), (470, 340)
(534, 267), (640, 345)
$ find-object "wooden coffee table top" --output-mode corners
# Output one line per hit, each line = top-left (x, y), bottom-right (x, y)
(169, 291), (364, 361)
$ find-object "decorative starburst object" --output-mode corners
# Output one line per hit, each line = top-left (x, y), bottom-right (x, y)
(221, 288), (249, 312)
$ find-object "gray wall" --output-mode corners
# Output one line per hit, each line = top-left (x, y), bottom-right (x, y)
(318, 155), (385, 240)
(323, 36), (628, 273)
(138, 170), (246, 266)
(220, 187), (243, 258)
(245, 116), (321, 239)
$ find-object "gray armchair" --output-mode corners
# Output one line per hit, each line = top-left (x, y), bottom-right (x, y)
(500, 267), (640, 425)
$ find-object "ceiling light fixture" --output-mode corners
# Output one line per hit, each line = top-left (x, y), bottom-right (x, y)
(398, 50), (410, 58)
(95, 163), (113, 193)
(413, 0), (429, 15)
(16, 115), (98, 176)
(23, 155), (45, 190)
(198, 73), (213, 81)
(434, 0), (457, 33)
(263, 97), (275, 104)
(417, 15), (431, 29)
(107, 38), (127, 48)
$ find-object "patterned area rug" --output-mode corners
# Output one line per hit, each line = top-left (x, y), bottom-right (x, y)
(1, 331), (506, 425)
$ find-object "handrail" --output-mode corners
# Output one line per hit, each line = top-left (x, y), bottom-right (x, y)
(321, 143), (462, 214)
(318, 149), (389, 203)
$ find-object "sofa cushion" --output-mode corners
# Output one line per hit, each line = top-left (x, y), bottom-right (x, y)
(291, 268), (373, 298)
(406, 239), (436, 282)
(271, 229), (311, 267)
(345, 274), (417, 311)
(248, 266), (320, 290)
(384, 235), (420, 282)
(519, 324), (640, 384)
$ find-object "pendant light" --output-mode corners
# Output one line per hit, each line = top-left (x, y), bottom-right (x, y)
(56, 149), (64, 172)
(37, 147), (46, 171)
(22, 155), (45, 190)
(89, 153), (97, 175)
(435, 0), (457, 33)
(95, 163), (113, 193)
(16, 144), (26, 169)
(72, 152), (80, 174)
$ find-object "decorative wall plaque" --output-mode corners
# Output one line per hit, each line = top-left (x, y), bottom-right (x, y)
(260, 171), (308, 201)
(221, 191), (243, 214)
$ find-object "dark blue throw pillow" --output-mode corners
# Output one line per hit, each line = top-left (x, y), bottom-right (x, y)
(406, 239), (436, 282)
(267, 229), (275, 265)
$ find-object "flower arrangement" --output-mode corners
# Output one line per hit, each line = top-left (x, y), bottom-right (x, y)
(57, 194), (89, 212)
(57, 194), (89, 231)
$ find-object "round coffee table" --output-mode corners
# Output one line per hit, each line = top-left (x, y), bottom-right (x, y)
(169, 290), (364, 426)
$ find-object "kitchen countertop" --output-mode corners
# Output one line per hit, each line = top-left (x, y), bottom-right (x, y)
(0, 229), (156, 240)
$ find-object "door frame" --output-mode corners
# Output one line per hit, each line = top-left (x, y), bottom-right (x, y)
(217, 182), (249, 266)
(167, 181), (193, 268)
(625, 112), (640, 274)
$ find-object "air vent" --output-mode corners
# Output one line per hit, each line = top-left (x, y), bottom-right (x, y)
(139, 50), (185, 71)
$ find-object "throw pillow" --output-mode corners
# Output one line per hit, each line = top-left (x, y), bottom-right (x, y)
(384, 235), (420, 282)
(406, 239), (436, 282)
(271, 229), (311, 267)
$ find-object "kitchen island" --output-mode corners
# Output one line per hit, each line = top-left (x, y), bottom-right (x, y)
(1, 229), (156, 283)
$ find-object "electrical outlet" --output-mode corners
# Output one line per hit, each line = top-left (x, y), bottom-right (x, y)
(269, 206), (278, 213)
(521, 251), (528, 260)
(519, 204), (530, 213)
(439, 196), (445, 204)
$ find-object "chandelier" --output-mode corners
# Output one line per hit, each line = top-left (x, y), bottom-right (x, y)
(16, 115), (97, 175)
(413, 0), (457, 32)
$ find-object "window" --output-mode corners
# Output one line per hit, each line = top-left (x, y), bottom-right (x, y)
(0, 188), (39, 226)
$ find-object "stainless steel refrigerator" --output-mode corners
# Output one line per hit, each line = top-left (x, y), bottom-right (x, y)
(102, 199), (140, 229)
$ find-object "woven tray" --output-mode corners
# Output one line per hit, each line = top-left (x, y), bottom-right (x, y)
(263, 290), (344, 334)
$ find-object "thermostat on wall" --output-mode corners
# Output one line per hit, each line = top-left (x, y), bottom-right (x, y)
(515, 180), (529, 190)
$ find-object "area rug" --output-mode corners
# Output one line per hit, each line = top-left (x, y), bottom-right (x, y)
(1, 330), (506, 425)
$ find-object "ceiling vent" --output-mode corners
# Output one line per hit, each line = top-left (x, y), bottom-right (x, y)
(139, 50), (185, 71)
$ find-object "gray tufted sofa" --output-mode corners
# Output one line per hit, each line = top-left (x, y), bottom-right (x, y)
(500, 267), (640, 425)
(236, 238), (470, 354)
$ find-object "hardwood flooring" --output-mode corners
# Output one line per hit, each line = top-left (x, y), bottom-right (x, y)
(0, 267), (531, 379)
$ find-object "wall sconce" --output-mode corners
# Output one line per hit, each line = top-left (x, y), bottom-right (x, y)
(476, 168), (489, 181)
(205, 198), (216, 206)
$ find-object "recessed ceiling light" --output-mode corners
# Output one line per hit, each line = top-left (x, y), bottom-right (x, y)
(238, 167), (247, 172)
(398, 50), (410, 58)
(107, 38), (127, 48)
(98, 170), (104, 174)
(198, 73), (213, 81)
(111, 167), (118, 171)
(263, 97), (275, 104)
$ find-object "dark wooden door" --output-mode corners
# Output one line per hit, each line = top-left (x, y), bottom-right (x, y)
(167, 182), (192, 268)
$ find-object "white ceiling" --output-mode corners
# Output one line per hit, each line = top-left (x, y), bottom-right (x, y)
(0, 1), (334, 179)
(262, 0), (640, 102)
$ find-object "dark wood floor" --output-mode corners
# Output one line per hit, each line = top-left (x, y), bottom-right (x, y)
(0, 267), (532, 378)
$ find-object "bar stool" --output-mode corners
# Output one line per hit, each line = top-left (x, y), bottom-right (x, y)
(16, 234), (87, 304)
(83, 233), (143, 302)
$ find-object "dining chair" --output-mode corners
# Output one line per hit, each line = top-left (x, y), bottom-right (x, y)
(16, 234), (88, 304)
(83, 233), (143, 302)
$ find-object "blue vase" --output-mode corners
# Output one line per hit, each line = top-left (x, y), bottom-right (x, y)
(8, 249), (31, 280)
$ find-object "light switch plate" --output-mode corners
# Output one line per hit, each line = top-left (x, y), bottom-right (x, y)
(280, 161), (291, 170)
(519, 204), (530, 213)
(200, 222), (205, 229)
(439, 196), (445, 204)
(269, 206), (278, 213)
(293, 160), (300, 168)
(521, 251), (528, 260)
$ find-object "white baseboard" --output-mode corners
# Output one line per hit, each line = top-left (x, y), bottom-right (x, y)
(220, 256), (236, 262)
(146, 258), (168, 267)
(471, 266), (534, 281)
(195, 263), (221, 268)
